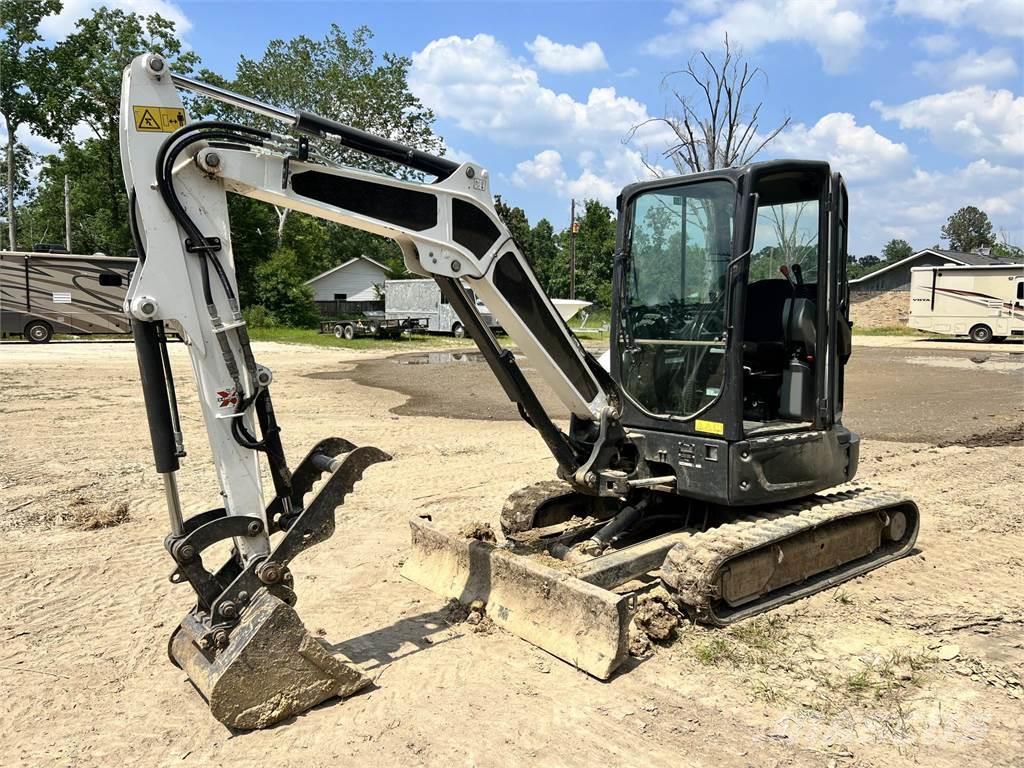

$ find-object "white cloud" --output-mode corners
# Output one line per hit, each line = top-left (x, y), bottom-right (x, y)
(848, 159), (1024, 255)
(894, 0), (1024, 38)
(913, 48), (1019, 86)
(39, 0), (192, 40)
(872, 86), (1024, 159)
(915, 33), (958, 56)
(512, 147), (654, 206)
(410, 34), (669, 148)
(769, 113), (911, 181)
(644, 0), (868, 74)
(525, 35), (608, 73)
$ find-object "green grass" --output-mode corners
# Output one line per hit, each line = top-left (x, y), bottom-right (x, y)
(248, 326), (479, 350)
(851, 325), (930, 336)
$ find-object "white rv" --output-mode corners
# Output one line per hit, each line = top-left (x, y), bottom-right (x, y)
(909, 263), (1024, 343)
(1, 250), (137, 342)
(384, 278), (502, 337)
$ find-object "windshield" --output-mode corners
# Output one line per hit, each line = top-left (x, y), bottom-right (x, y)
(619, 179), (734, 418)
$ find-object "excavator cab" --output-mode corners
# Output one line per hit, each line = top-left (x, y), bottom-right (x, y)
(612, 162), (857, 507)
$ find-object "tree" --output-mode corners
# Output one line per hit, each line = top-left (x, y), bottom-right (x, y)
(0, 143), (34, 247)
(561, 200), (616, 306)
(528, 218), (565, 298)
(627, 35), (789, 174)
(252, 247), (320, 327)
(197, 25), (441, 251)
(30, 8), (197, 256)
(0, 0), (61, 248)
(881, 238), (913, 263)
(941, 206), (994, 252)
(992, 230), (1023, 262)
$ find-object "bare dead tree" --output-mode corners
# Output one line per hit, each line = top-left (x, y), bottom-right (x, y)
(627, 34), (790, 175)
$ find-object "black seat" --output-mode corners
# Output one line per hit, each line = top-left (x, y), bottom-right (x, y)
(743, 279), (792, 369)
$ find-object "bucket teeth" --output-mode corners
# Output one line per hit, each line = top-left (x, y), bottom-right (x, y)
(170, 589), (370, 729)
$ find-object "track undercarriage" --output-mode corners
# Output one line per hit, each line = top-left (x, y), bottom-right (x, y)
(403, 481), (919, 679)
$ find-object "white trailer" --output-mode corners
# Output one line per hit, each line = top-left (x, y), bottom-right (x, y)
(1, 250), (137, 342)
(384, 278), (501, 337)
(908, 263), (1024, 342)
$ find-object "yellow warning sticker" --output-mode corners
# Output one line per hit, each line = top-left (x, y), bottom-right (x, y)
(132, 105), (187, 132)
(694, 419), (725, 436)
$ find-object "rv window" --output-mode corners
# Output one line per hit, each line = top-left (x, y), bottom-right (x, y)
(99, 273), (123, 287)
(1017, 281), (1023, 301)
(440, 292), (449, 305)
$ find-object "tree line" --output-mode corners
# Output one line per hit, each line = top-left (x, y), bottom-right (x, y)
(1, 4), (616, 326)
(5, 7), (1018, 326)
(848, 205), (1021, 279)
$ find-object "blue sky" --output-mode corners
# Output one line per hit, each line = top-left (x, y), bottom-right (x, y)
(32, 0), (1024, 257)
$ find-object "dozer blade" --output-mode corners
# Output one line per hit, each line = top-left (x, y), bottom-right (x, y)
(661, 486), (920, 626)
(402, 518), (630, 679)
(170, 589), (371, 730)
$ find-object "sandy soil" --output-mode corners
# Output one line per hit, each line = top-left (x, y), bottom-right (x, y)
(1, 339), (1022, 768)
(850, 291), (910, 328)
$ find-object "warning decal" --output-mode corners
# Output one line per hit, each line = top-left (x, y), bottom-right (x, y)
(132, 105), (187, 132)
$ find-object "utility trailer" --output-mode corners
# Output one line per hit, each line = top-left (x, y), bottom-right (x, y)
(0, 250), (136, 342)
(384, 278), (502, 337)
(319, 312), (427, 340)
(909, 263), (1024, 342)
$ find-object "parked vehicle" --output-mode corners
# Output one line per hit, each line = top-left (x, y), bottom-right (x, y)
(0, 250), (136, 342)
(384, 278), (502, 337)
(319, 311), (427, 340)
(909, 263), (1024, 343)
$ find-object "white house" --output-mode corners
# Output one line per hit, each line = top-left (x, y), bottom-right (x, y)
(304, 255), (391, 302)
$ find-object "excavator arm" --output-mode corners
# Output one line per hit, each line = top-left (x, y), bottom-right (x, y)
(120, 53), (640, 728)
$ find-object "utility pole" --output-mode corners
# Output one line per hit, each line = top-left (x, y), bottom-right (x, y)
(64, 175), (72, 252)
(569, 198), (576, 300)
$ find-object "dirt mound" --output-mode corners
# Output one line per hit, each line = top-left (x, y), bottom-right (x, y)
(458, 521), (497, 542)
(71, 499), (130, 530)
(939, 422), (1024, 448)
(850, 290), (910, 329)
(629, 587), (685, 656)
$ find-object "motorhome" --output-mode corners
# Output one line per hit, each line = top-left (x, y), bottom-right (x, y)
(909, 263), (1024, 343)
(384, 278), (502, 337)
(0, 250), (136, 342)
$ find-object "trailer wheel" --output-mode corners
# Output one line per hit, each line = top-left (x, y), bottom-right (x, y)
(969, 324), (993, 343)
(452, 322), (466, 339)
(341, 324), (356, 340)
(25, 320), (53, 344)
(333, 324), (344, 338)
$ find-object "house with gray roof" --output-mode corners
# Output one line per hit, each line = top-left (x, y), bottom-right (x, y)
(850, 248), (1011, 293)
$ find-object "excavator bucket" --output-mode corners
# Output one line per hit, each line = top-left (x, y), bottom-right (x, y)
(170, 589), (371, 729)
(402, 518), (631, 679)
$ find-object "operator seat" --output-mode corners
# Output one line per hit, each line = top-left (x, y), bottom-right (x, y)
(742, 279), (792, 370)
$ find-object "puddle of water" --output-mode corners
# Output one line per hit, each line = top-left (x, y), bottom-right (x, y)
(395, 351), (524, 365)
(905, 355), (1024, 373)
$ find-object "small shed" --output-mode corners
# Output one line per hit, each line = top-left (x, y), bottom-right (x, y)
(305, 255), (390, 316)
(850, 248), (1009, 293)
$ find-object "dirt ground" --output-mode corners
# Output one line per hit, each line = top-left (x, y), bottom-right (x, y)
(1, 338), (1022, 768)
(850, 291), (911, 328)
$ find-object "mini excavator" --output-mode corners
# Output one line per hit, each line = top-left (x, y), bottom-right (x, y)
(120, 53), (919, 729)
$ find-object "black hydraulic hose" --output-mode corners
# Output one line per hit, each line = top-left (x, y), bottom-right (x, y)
(128, 187), (146, 262)
(590, 499), (648, 548)
(155, 122), (270, 302)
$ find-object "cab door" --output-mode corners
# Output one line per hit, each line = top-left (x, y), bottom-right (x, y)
(820, 172), (850, 427)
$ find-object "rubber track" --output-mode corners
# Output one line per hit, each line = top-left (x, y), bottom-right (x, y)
(661, 485), (917, 623)
(500, 479), (580, 535)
